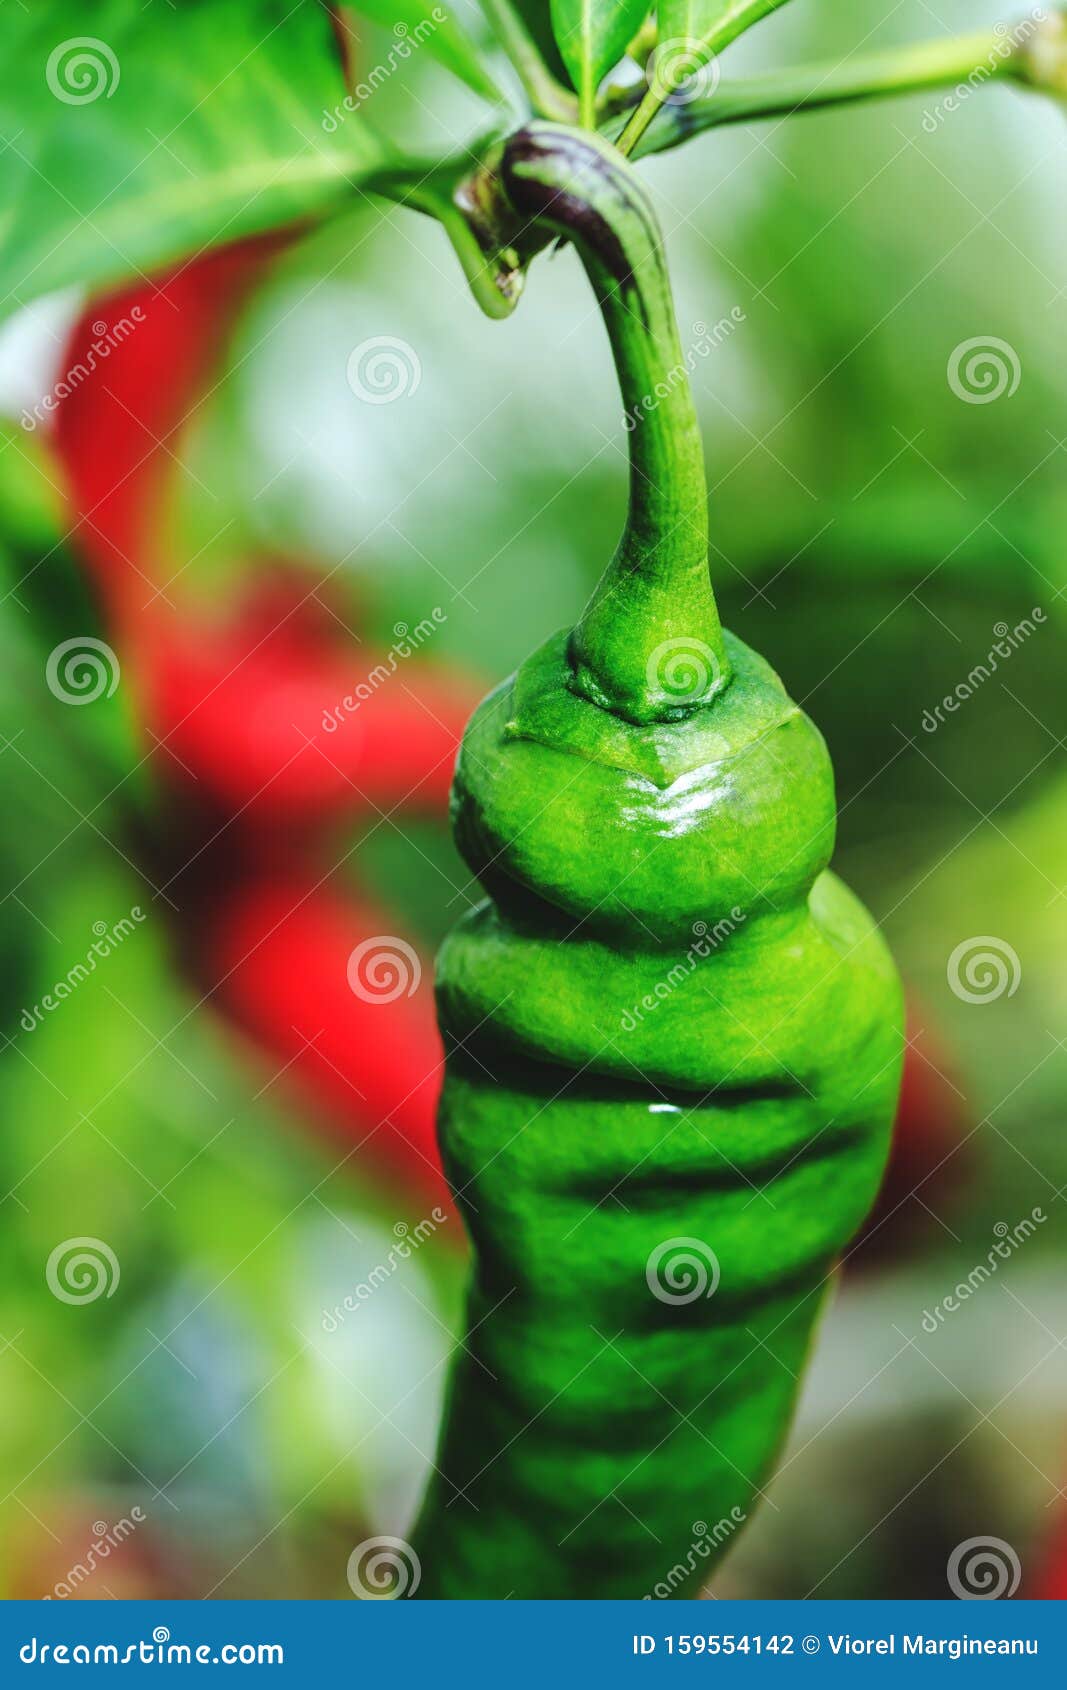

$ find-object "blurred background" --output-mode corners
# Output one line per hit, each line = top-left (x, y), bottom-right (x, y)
(0, 0), (1065, 1599)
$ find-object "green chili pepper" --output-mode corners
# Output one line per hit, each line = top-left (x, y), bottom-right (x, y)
(413, 123), (903, 1599)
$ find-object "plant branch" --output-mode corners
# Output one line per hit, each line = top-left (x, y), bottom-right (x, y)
(479, 0), (579, 121)
(617, 0), (794, 157)
(627, 11), (1067, 157)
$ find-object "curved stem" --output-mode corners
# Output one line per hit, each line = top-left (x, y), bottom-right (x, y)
(501, 122), (727, 723)
(629, 23), (1049, 156)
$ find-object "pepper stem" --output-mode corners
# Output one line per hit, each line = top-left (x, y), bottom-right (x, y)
(502, 123), (728, 724)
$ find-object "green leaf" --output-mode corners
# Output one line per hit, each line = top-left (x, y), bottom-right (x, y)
(550, 0), (651, 124)
(659, 0), (792, 65)
(0, 0), (390, 321)
(659, 0), (728, 49)
(511, 0), (574, 89)
(348, 2), (504, 102)
(617, 0), (792, 151)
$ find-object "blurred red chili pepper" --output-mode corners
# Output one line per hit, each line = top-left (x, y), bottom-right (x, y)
(1030, 1517), (1067, 1598)
(150, 575), (475, 821)
(52, 237), (480, 824)
(50, 237), (474, 1210)
(203, 875), (445, 1200)
(52, 235), (287, 616)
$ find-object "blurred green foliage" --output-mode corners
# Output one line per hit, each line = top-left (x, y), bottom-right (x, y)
(1, 0), (1065, 1600)
(0, 447), (463, 1597)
